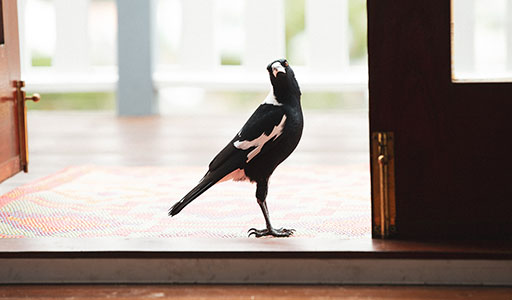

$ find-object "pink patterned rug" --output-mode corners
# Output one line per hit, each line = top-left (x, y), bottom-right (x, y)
(0, 165), (371, 239)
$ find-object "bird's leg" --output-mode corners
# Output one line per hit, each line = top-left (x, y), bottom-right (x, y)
(248, 180), (295, 238)
(248, 198), (295, 238)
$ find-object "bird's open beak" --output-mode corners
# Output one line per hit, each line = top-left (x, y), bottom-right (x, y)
(272, 65), (286, 77)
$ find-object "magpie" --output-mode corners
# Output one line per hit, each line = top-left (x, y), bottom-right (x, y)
(169, 59), (303, 238)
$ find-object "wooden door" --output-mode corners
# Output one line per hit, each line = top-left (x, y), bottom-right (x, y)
(368, 0), (512, 239)
(0, 0), (27, 183)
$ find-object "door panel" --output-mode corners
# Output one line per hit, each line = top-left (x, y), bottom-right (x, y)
(368, 0), (512, 239)
(0, 0), (22, 183)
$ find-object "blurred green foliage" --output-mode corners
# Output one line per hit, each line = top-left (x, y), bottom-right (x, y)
(26, 92), (115, 110)
(221, 54), (242, 66)
(26, 91), (365, 112)
(207, 91), (366, 111)
(349, 0), (367, 63)
(31, 55), (52, 67)
(285, 0), (305, 63)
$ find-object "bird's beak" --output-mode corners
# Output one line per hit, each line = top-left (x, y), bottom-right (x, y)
(272, 65), (286, 77)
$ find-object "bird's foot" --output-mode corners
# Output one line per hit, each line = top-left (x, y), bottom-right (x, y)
(248, 227), (295, 238)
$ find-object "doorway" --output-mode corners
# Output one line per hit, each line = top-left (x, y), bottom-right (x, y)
(0, 0), (371, 241)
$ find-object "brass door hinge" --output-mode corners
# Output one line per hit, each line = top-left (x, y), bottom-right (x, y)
(371, 132), (396, 238)
(14, 80), (40, 173)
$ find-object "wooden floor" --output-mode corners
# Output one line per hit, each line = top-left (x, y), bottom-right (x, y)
(0, 110), (369, 194)
(2, 111), (512, 289)
(1, 285), (512, 300)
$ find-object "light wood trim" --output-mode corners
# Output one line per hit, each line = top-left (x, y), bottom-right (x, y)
(0, 156), (20, 184)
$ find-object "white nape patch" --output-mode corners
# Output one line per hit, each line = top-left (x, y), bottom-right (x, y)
(233, 115), (287, 163)
(219, 168), (249, 183)
(271, 62), (286, 77)
(262, 90), (282, 106)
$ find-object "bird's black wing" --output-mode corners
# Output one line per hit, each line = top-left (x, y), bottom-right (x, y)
(170, 104), (285, 216)
(208, 104), (286, 171)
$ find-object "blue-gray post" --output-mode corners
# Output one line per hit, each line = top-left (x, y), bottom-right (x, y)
(116, 0), (156, 116)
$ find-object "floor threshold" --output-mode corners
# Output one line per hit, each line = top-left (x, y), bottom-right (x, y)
(1, 238), (511, 259)
(1, 238), (511, 285)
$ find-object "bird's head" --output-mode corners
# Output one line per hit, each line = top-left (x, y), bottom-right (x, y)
(267, 59), (301, 103)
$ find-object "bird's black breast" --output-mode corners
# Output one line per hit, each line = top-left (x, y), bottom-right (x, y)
(243, 103), (304, 182)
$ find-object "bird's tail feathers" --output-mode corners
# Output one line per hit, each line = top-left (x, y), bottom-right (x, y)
(168, 172), (221, 217)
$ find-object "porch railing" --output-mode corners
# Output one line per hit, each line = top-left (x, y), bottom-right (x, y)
(19, 0), (367, 93)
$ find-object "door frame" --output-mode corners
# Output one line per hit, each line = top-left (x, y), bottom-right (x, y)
(1, 0), (512, 285)
(0, 0), (28, 184)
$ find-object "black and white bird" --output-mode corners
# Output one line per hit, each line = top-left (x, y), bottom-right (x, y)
(169, 59), (303, 238)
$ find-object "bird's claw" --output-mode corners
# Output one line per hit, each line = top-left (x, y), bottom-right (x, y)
(247, 227), (295, 238)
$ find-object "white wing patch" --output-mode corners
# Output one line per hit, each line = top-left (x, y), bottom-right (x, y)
(262, 90), (282, 106)
(233, 115), (287, 163)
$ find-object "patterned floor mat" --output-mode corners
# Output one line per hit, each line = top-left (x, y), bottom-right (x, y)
(0, 165), (371, 239)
